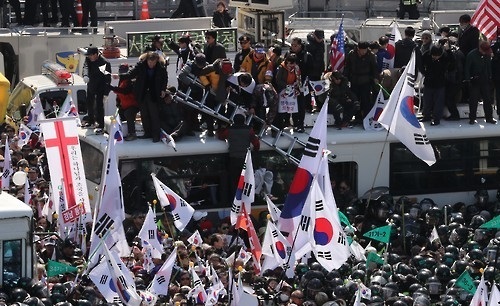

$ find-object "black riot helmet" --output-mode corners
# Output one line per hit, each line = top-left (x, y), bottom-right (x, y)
(24, 297), (44, 306)
(10, 288), (29, 302)
(474, 189), (489, 208)
(449, 226), (469, 247)
(426, 276), (442, 295)
(435, 264), (452, 283)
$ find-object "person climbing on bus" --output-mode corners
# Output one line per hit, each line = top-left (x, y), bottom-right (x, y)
(108, 63), (139, 141)
(115, 52), (168, 142)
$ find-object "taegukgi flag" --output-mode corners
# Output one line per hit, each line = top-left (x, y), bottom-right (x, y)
(151, 174), (194, 231)
(230, 149), (255, 225)
(377, 51), (436, 166)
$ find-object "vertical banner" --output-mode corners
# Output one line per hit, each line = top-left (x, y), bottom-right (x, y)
(40, 117), (92, 226)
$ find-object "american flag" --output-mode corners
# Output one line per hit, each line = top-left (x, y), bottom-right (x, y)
(471, 0), (500, 40)
(329, 18), (345, 72)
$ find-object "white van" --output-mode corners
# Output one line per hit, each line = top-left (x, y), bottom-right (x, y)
(7, 61), (87, 122)
(0, 192), (34, 285)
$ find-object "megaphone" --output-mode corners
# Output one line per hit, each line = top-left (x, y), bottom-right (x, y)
(12, 170), (27, 186)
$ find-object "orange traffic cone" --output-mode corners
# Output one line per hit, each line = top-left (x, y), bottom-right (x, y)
(76, 0), (83, 26)
(140, 0), (150, 20)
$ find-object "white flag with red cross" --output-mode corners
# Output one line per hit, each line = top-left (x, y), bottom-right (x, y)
(39, 117), (92, 226)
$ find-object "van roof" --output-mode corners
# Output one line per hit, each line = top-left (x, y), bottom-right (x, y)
(0, 192), (33, 219)
(21, 73), (86, 89)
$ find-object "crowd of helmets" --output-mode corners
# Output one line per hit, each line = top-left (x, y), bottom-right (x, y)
(1, 134), (500, 306)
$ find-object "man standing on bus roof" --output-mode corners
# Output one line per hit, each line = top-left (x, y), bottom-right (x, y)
(117, 52), (168, 142)
(464, 41), (496, 125)
(82, 46), (111, 135)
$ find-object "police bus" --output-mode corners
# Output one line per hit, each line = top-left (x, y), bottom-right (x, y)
(78, 115), (500, 214)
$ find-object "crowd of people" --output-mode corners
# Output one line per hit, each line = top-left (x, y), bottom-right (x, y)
(79, 12), (500, 144)
(0, 123), (499, 306)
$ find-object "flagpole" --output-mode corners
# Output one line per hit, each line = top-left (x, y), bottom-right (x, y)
(364, 80), (405, 217)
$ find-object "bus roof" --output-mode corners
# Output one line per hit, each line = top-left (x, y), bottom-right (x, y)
(79, 117), (500, 158)
(0, 192), (33, 219)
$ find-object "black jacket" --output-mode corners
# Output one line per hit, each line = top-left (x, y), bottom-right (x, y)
(306, 33), (325, 80)
(421, 49), (454, 88)
(394, 38), (416, 68)
(82, 55), (111, 94)
(123, 60), (168, 104)
(458, 25), (480, 57)
(212, 10), (231, 28)
(204, 42), (227, 64)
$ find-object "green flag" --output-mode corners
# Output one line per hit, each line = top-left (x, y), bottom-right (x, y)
(366, 251), (384, 266)
(480, 215), (500, 229)
(46, 260), (78, 277)
(363, 225), (392, 244)
(455, 270), (476, 294)
(338, 211), (352, 227)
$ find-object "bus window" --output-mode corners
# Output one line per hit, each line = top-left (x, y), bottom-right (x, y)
(3, 239), (22, 280)
(80, 141), (104, 185)
(390, 137), (500, 196)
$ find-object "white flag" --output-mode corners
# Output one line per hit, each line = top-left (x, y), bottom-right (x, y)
(160, 128), (177, 151)
(266, 195), (281, 224)
(363, 89), (387, 131)
(229, 270), (243, 306)
(1, 137), (12, 190)
(349, 240), (367, 261)
(358, 282), (371, 299)
(40, 117), (92, 227)
(138, 206), (164, 253)
(236, 247), (252, 265)
(42, 186), (55, 223)
(103, 245), (142, 306)
(187, 267), (208, 304)
(26, 96), (45, 129)
(279, 102), (328, 241)
(428, 226), (440, 244)
(187, 230), (203, 247)
(382, 21), (402, 70)
(88, 121), (130, 264)
(148, 247), (177, 296)
(138, 290), (158, 306)
(231, 150), (255, 225)
(17, 123), (33, 147)
(470, 274), (488, 306)
(377, 51), (436, 166)
(488, 283), (500, 306)
(308, 79), (330, 95)
(89, 250), (136, 304)
(309, 178), (350, 271)
(151, 174), (194, 231)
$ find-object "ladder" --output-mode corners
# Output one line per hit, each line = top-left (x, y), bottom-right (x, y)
(174, 73), (315, 166)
